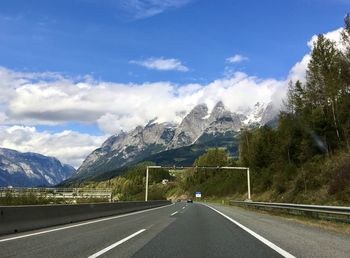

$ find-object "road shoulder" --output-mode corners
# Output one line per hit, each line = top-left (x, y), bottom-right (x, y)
(206, 203), (350, 258)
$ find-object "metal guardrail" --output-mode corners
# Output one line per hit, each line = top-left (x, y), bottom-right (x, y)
(0, 187), (112, 201)
(231, 201), (350, 223)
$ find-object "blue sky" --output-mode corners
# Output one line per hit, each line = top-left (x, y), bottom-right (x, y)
(1, 0), (349, 83)
(0, 0), (349, 166)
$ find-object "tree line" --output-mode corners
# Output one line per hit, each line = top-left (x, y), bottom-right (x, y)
(239, 15), (350, 203)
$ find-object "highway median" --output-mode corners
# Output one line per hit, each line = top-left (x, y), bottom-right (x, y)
(0, 200), (171, 236)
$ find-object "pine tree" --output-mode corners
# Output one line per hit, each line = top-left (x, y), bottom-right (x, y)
(286, 80), (305, 115)
(306, 34), (343, 151)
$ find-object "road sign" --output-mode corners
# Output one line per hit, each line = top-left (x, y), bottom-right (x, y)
(195, 192), (201, 198)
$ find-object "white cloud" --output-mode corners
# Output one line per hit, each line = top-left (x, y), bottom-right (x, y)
(130, 57), (189, 72)
(288, 54), (311, 83)
(0, 126), (105, 168)
(2, 29), (344, 135)
(116, 0), (193, 19)
(307, 28), (344, 49)
(0, 66), (284, 135)
(226, 54), (248, 64)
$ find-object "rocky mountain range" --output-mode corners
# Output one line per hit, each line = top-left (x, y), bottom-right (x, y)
(68, 101), (279, 183)
(0, 148), (75, 187)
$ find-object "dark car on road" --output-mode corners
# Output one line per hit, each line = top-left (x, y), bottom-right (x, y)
(187, 198), (193, 203)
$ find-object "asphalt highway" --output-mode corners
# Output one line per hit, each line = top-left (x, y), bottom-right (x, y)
(0, 201), (336, 258)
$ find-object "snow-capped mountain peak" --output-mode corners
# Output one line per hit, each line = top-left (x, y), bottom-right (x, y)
(72, 100), (279, 182)
(242, 102), (267, 125)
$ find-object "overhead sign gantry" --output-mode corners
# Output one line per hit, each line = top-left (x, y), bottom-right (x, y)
(145, 166), (251, 202)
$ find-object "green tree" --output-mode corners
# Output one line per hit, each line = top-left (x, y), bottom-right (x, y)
(285, 80), (305, 115)
(195, 148), (228, 167)
(306, 34), (343, 151)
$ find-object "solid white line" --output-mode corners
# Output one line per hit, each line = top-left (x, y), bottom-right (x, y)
(88, 229), (146, 258)
(170, 211), (178, 216)
(203, 204), (296, 258)
(0, 203), (174, 243)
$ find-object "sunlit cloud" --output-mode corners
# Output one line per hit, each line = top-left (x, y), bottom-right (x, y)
(130, 57), (189, 72)
(226, 54), (248, 64)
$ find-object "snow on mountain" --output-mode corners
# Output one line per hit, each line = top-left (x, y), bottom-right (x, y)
(242, 102), (280, 126)
(242, 102), (266, 125)
(205, 101), (245, 134)
(0, 148), (75, 187)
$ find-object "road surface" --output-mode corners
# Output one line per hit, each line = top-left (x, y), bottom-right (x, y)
(0, 202), (348, 257)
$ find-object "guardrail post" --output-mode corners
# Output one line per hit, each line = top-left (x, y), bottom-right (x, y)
(247, 168), (251, 200)
(145, 166), (149, 202)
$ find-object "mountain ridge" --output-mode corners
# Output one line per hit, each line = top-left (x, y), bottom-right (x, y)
(0, 147), (75, 187)
(69, 101), (279, 183)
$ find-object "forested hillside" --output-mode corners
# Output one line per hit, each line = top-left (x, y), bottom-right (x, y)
(238, 15), (350, 204)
